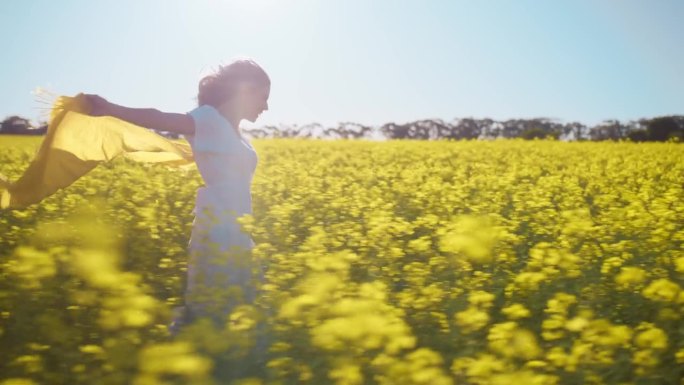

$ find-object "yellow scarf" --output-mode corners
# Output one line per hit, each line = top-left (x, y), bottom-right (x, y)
(0, 94), (195, 209)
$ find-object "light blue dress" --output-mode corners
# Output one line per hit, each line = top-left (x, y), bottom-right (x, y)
(180, 104), (263, 321)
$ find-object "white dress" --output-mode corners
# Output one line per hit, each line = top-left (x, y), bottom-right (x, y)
(181, 104), (262, 321)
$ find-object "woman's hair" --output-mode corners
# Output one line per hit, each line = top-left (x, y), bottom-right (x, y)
(197, 58), (270, 107)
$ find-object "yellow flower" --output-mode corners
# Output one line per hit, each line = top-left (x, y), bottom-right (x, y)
(137, 342), (212, 376)
(564, 316), (589, 332)
(488, 322), (541, 360)
(0, 380), (38, 385)
(514, 271), (547, 292)
(542, 317), (565, 330)
(454, 307), (490, 333)
(79, 344), (105, 356)
(565, 341), (593, 372)
(438, 215), (503, 264)
(600, 256), (624, 275)
(488, 369), (559, 385)
(501, 303), (531, 320)
(7, 246), (56, 289)
(451, 354), (507, 378)
(468, 290), (496, 308)
(407, 236), (432, 253)
(675, 348), (684, 364)
(634, 325), (668, 350)
(642, 278), (681, 302)
(546, 346), (568, 367)
(632, 350), (659, 368)
(580, 319), (632, 348)
(544, 293), (577, 315)
(614, 266), (647, 288)
(329, 362), (363, 385)
(656, 308), (679, 321)
(542, 316), (567, 341)
(674, 256), (684, 273)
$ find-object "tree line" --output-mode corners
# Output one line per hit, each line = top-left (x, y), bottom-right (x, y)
(2, 114), (682, 142)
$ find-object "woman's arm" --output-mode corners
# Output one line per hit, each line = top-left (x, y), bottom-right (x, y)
(83, 94), (195, 136)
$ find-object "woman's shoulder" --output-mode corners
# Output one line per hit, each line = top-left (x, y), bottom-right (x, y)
(187, 104), (220, 120)
(185, 105), (241, 152)
(189, 105), (235, 129)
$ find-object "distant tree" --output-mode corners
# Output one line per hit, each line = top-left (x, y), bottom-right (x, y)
(336, 122), (372, 139)
(481, 120), (503, 139)
(380, 122), (410, 139)
(647, 116), (683, 141)
(243, 127), (267, 139)
(6, 111), (680, 142)
(403, 119), (435, 140)
(1, 115), (32, 134)
(258, 124), (300, 138)
(562, 122), (588, 141)
(299, 123), (324, 139)
(500, 119), (527, 138)
(589, 119), (628, 141)
(27, 122), (48, 135)
(627, 129), (649, 142)
(323, 126), (342, 139)
(261, 125), (280, 138)
(520, 126), (559, 140)
(425, 119), (452, 140)
(452, 118), (481, 140)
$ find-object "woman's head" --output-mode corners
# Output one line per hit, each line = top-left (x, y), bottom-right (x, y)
(197, 58), (270, 123)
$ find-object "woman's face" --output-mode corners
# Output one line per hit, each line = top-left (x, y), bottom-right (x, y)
(240, 82), (270, 123)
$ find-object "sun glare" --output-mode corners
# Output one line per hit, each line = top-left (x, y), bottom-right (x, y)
(211, 0), (281, 14)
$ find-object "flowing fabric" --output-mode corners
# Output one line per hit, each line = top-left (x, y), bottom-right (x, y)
(0, 94), (194, 209)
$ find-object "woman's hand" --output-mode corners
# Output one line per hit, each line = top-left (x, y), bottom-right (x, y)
(80, 93), (112, 117)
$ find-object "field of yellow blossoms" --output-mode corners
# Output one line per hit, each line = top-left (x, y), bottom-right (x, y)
(1, 135), (683, 385)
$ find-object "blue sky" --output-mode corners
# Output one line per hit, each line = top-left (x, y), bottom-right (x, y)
(1, 0), (682, 129)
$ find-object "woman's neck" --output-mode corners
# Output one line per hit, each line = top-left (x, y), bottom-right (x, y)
(228, 117), (241, 137)
(215, 107), (242, 138)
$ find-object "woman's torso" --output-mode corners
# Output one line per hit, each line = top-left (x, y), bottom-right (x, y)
(185, 105), (258, 216)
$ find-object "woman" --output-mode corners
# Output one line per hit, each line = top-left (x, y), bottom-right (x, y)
(84, 58), (270, 333)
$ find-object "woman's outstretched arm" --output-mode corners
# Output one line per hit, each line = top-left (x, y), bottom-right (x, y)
(82, 93), (195, 136)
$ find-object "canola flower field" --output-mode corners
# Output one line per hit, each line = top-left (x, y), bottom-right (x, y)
(1, 135), (683, 385)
